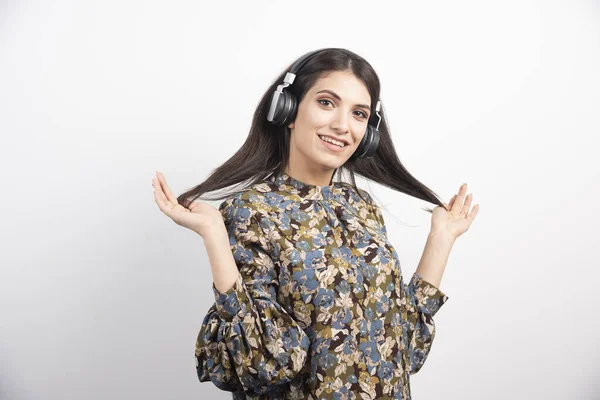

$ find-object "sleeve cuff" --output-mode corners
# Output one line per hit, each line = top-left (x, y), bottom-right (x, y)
(212, 273), (251, 320)
(410, 272), (449, 317)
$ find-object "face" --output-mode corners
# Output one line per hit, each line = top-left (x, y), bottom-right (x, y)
(286, 70), (372, 183)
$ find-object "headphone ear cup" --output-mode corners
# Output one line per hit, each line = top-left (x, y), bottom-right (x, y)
(364, 127), (380, 158)
(269, 91), (284, 125)
(352, 125), (380, 159)
(283, 93), (298, 126)
(352, 126), (372, 159)
(272, 91), (297, 126)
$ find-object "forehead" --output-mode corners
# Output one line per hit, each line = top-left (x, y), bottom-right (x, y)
(309, 71), (371, 104)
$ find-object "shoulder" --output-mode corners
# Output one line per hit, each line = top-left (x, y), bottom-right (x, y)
(217, 184), (277, 250)
(218, 183), (273, 224)
(356, 187), (375, 205)
(337, 182), (376, 207)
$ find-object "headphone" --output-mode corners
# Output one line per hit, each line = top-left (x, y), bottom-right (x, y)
(266, 48), (382, 159)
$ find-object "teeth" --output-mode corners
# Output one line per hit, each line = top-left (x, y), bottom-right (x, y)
(319, 135), (346, 148)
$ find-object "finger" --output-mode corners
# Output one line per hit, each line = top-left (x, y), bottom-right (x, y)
(448, 194), (456, 209)
(156, 171), (179, 205)
(153, 181), (168, 213)
(461, 193), (473, 218)
(154, 172), (171, 205)
(153, 177), (170, 206)
(452, 183), (467, 215)
(153, 178), (174, 217)
(467, 204), (480, 222)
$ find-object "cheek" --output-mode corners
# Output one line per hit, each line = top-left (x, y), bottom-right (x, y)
(303, 101), (334, 125)
(306, 108), (330, 128)
(351, 125), (367, 146)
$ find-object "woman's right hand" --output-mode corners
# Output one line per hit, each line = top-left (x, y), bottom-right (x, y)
(152, 171), (225, 238)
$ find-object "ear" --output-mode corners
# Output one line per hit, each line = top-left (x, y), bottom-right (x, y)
(287, 120), (295, 129)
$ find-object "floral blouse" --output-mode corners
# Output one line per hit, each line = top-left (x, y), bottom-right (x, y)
(195, 170), (449, 400)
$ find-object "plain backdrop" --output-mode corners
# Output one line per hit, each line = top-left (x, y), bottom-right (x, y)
(1, 0), (599, 399)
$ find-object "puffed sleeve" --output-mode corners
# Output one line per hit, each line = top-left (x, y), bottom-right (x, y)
(194, 196), (310, 396)
(360, 189), (449, 375)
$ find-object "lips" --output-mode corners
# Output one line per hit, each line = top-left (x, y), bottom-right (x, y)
(317, 134), (350, 146)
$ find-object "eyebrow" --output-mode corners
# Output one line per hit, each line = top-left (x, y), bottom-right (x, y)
(315, 89), (371, 112)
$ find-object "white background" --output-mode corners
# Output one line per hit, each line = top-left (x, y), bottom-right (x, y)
(1, 0), (599, 399)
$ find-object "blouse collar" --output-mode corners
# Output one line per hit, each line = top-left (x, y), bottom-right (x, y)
(268, 169), (344, 201)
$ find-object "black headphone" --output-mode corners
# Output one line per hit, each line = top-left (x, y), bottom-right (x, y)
(266, 48), (382, 159)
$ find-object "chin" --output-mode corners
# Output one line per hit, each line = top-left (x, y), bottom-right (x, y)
(322, 158), (346, 170)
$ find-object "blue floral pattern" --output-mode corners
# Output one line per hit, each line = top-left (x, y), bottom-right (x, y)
(195, 170), (449, 399)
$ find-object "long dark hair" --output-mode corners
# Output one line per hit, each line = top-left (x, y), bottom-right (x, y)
(177, 48), (448, 214)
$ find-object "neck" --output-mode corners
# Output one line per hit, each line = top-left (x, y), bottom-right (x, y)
(283, 166), (336, 187)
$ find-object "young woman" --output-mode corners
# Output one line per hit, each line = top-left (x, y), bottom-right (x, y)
(153, 48), (479, 400)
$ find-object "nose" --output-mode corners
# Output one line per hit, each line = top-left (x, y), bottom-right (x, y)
(330, 110), (349, 134)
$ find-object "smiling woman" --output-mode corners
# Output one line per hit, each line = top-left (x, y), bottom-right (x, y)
(152, 47), (478, 400)
(175, 48), (448, 214)
(287, 72), (374, 163)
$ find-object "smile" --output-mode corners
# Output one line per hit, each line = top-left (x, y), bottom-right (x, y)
(318, 134), (347, 149)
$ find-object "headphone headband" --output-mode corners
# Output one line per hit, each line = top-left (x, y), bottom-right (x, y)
(280, 48), (331, 87)
(289, 48), (329, 75)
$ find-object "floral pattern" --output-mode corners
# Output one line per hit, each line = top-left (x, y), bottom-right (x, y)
(195, 170), (449, 399)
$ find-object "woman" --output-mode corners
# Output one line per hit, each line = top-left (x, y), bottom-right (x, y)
(153, 48), (479, 400)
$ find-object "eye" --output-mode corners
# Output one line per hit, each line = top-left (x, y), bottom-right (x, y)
(318, 99), (369, 119)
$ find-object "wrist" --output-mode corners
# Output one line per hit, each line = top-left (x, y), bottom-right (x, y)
(198, 222), (228, 242)
(428, 230), (456, 247)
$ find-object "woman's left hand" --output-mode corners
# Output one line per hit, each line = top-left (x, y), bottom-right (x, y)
(431, 183), (479, 241)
